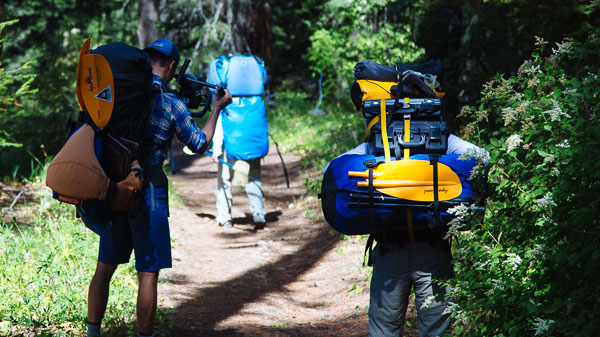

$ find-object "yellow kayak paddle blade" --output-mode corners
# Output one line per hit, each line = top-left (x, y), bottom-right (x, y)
(349, 160), (462, 202)
(76, 36), (91, 112)
(79, 53), (114, 130)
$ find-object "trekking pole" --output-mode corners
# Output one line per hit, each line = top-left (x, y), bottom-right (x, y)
(269, 134), (290, 188)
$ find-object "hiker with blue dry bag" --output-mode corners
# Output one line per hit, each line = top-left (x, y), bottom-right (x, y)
(320, 60), (488, 336)
(208, 54), (269, 231)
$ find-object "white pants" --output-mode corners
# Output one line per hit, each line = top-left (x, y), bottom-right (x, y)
(215, 154), (266, 225)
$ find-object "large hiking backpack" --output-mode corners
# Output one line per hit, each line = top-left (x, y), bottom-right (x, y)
(46, 39), (153, 216)
(207, 54), (269, 161)
(320, 60), (474, 236)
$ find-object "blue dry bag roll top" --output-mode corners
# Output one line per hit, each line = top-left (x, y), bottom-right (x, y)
(208, 55), (267, 96)
(208, 54), (269, 161)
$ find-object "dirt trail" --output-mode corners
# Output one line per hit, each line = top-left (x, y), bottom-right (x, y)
(156, 141), (374, 336)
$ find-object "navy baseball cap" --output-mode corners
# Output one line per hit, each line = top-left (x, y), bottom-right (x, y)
(145, 38), (180, 62)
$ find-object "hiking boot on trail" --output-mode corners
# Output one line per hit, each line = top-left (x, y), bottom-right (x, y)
(219, 221), (233, 228)
(252, 221), (266, 231)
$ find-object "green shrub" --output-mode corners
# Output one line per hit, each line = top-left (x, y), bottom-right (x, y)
(305, 0), (424, 98)
(0, 168), (139, 335)
(448, 29), (600, 336)
(0, 19), (37, 151)
(268, 90), (364, 194)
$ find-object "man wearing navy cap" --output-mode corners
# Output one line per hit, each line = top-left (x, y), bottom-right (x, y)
(86, 38), (231, 337)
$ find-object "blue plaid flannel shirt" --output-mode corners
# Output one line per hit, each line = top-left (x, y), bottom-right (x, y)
(149, 74), (207, 166)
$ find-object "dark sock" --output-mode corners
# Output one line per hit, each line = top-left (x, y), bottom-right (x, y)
(87, 321), (101, 337)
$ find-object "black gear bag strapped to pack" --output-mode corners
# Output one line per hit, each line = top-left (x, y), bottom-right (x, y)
(46, 36), (153, 213)
(320, 59), (476, 237)
(91, 42), (154, 168)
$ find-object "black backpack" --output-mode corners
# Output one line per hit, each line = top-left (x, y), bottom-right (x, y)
(91, 42), (153, 168)
(67, 42), (154, 179)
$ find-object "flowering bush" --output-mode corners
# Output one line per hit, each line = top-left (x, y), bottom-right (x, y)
(448, 28), (600, 336)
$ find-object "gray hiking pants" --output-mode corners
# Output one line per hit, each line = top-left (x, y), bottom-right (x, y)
(368, 240), (453, 337)
(215, 154), (266, 225)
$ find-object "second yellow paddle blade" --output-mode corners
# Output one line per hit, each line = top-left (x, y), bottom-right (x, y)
(355, 160), (462, 202)
(79, 53), (114, 130)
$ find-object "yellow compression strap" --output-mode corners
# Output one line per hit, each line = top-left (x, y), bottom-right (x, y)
(403, 98), (410, 160)
(380, 99), (391, 163)
(364, 115), (380, 141)
(403, 115), (410, 160)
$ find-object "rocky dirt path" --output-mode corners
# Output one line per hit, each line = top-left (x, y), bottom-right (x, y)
(155, 142), (379, 336)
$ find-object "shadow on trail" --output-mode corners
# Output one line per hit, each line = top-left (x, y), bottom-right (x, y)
(161, 224), (342, 336)
(194, 210), (282, 226)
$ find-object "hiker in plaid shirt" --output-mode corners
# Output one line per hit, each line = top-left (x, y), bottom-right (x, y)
(86, 38), (231, 337)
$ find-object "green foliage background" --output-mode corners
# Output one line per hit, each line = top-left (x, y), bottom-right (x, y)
(1, 0), (600, 336)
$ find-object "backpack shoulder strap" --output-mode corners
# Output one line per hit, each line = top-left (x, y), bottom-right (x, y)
(216, 55), (230, 87)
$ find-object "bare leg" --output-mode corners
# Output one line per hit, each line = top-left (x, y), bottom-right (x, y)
(88, 261), (118, 324)
(137, 270), (159, 335)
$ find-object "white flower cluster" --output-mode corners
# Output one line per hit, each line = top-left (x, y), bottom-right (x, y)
(444, 204), (476, 239)
(542, 153), (556, 166)
(562, 88), (577, 95)
(468, 164), (484, 181)
(518, 59), (542, 78)
(527, 243), (546, 268)
(533, 317), (555, 336)
(583, 72), (598, 85)
(458, 105), (471, 118)
(482, 78), (513, 100)
(472, 260), (489, 270)
(535, 192), (557, 210)
(555, 140), (570, 148)
(506, 134), (523, 152)
(441, 301), (469, 325)
(506, 253), (523, 271)
(502, 107), (518, 126)
(551, 38), (575, 56)
(442, 301), (459, 316)
(420, 295), (436, 309)
(543, 99), (571, 122)
(447, 203), (469, 217)
(535, 36), (548, 47)
(486, 279), (505, 296)
(458, 147), (489, 163)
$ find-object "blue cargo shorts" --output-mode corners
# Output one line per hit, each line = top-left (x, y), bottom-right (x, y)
(98, 184), (171, 272)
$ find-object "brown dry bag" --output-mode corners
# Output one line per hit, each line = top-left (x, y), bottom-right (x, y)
(46, 124), (110, 203)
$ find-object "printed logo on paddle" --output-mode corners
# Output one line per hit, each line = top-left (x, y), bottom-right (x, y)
(423, 187), (449, 194)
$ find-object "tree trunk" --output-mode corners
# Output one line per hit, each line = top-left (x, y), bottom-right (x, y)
(247, 1), (271, 56)
(137, 0), (162, 49)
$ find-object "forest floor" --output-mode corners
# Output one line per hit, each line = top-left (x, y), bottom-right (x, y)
(155, 141), (418, 336)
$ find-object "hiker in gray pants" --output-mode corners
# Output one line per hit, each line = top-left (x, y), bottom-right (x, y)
(346, 136), (488, 337)
(368, 238), (453, 337)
